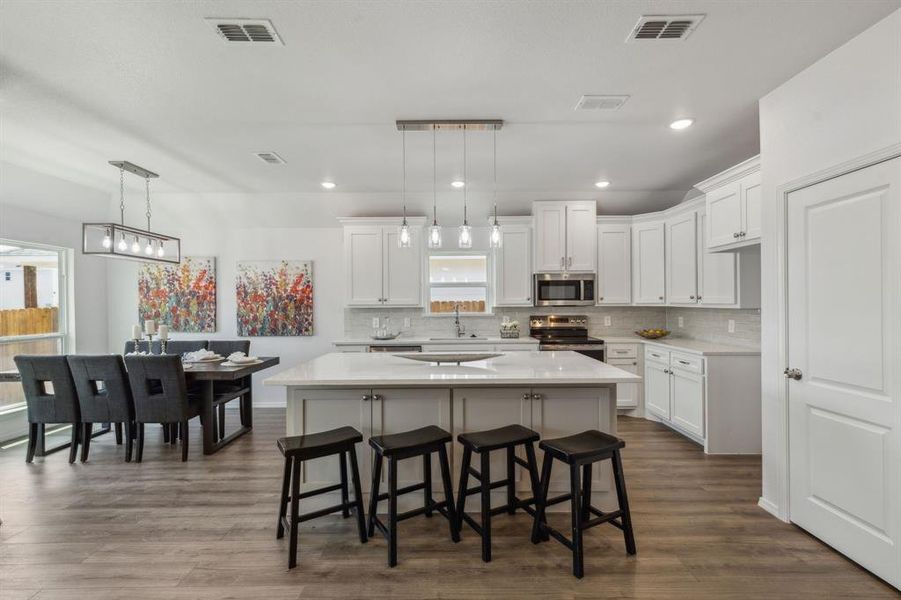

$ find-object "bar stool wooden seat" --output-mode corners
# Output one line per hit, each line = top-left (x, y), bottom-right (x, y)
(276, 426), (367, 569)
(455, 424), (542, 562)
(530, 430), (636, 578)
(367, 425), (459, 567)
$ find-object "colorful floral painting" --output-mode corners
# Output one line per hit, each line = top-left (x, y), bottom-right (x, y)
(235, 260), (313, 336)
(138, 257), (217, 333)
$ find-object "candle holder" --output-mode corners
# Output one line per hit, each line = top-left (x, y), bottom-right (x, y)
(160, 339), (169, 355)
(131, 338), (141, 354)
(145, 333), (155, 354)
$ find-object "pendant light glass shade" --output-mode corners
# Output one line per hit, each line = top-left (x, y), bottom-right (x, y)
(489, 222), (502, 248)
(398, 219), (412, 248)
(458, 224), (473, 249)
(427, 223), (442, 248)
(397, 129), (412, 248)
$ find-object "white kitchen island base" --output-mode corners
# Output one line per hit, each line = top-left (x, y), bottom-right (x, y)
(267, 352), (640, 513)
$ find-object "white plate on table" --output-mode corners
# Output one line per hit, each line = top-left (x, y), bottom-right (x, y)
(222, 359), (263, 367)
(184, 355), (225, 363)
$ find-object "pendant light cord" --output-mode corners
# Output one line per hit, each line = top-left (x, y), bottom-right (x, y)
(402, 128), (407, 223)
(432, 127), (438, 224)
(462, 126), (468, 225)
(119, 167), (126, 225)
(145, 177), (152, 230)
(493, 127), (498, 225)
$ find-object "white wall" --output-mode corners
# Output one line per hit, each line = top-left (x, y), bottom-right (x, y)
(758, 8), (901, 518)
(106, 225), (344, 407)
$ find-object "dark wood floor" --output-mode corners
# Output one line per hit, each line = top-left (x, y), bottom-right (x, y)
(0, 410), (895, 600)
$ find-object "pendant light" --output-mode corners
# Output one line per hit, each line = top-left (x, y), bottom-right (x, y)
(427, 127), (442, 248)
(397, 127), (412, 248)
(489, 127), (502, 248)
(82, 161), (181, 264)
(458, 126), (472, 249)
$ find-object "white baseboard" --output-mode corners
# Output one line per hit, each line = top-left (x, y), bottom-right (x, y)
(758, 496), (787, 522)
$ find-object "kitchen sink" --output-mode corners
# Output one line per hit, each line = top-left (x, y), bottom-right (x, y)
(428, 337), (488, 341)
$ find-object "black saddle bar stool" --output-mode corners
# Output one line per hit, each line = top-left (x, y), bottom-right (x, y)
(367, 425), (459, 567)
(530, 430), (637, 578)
(455, 424), (542, 562)
(276, 426), (367, 569)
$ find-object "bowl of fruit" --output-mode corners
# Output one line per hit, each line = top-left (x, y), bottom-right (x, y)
(635, 328), (671, 339)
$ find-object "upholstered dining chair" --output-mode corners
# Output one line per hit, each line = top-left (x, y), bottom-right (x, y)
(207, 340), (252, 440)
(123, 340), (208, 355)
(124, 355), (200, 462)
(67, 355), (136, 462)
(13, 355), (81, 463)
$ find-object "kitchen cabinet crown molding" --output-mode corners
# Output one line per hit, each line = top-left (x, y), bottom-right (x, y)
(694, 154), (761, 193)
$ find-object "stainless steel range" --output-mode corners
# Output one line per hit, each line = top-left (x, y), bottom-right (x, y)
(529, 315), (605, 362)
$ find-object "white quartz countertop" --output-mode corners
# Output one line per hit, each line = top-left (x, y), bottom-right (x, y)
(603, 335), (760, 356)
(333, 336), (539, 346)
(265, 351), (641, 388)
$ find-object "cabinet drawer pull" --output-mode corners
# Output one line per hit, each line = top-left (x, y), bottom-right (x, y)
(615, 350), (628, 354)
(678, 360), (690, 365)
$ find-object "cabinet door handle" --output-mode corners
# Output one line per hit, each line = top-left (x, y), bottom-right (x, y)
(599, 296), (604, 301)
(690, 295), (695, 300)
(632, 361), (637, 365)
(658, 296), (664, 300)
(372, 394), (383, 402)
(733, 232), (739, 238)
(615, 350), (627, 354)
(531, 393), (542, 401)
(568, 256), (573, 267)
(741, 231), (747, 237)
(362, 395), (371, 402)
(560, 257), (565, 268)
(522, 393), (531, 401)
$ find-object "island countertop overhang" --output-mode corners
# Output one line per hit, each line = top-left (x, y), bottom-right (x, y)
(264, 350), (641, 389)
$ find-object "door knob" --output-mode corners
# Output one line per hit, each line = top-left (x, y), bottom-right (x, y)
(783, 368), (802, 381)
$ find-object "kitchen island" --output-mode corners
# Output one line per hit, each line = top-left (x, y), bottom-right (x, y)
(265, 351), (641, 512)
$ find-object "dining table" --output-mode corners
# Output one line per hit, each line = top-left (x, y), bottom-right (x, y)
(184, 356), (280, 454)
(0, 355), (280, 457)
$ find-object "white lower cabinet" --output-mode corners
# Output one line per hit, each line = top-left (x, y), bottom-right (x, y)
(644, 359), (672, 421)
(605, 342), (640, 410)
(643, 348), (705, 443)
(670, 368), (705, 438)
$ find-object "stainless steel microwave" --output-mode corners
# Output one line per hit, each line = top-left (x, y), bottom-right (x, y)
(533, 273), (596, 306)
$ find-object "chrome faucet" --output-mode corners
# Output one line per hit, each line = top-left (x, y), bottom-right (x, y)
(453, 303), (466, 338)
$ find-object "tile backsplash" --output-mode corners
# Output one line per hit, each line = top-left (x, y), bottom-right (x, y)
(344, 305), (760, 348)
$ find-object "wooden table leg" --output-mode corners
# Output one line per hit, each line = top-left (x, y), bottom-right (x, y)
(201, 380), (216, 455)
(240, 376), (253, 429)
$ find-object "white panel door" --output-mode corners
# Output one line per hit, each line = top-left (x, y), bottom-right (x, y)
(344, 226), (384, 306)
(671, 368), (705, 438)
(383, 227), (422, 306)
(788, 158), (900, 588)
(597, 224), (632, 304)
(644, 360), (671, 420)
(495, 225), (532, 306)
(607, 358), (640, 409)
(666, 211), (698, 304)
(371, 389), (452, 509)
(706, 182), (742, 249)
(741, 171), (762, 241)
(697, 212), (738, 306)
(534, 203), (567, 271)
(632, 220), (665, 304)
(565, 202), (597, 271)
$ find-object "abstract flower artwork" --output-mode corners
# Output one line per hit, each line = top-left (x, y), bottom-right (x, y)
(235, 260), (313, 336)
(138, 257), (217, 332)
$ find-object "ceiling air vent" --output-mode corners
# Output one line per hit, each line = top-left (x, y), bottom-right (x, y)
(575, 95), (630, 111)
(207, 18), (283, 44)
(254, 152), (286, 165)
(627, 14), (705, 42)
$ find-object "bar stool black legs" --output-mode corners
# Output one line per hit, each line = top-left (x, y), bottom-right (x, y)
(455, 425), (542, 562)
(367, 426), (459, 567)
(276, 427), (368, 569)
(531, 430), (637, 578)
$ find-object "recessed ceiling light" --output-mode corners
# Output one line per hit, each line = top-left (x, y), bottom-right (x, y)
(321, 181), (336, 189)
(451, 180), (465, 188)
(595, 180), (611, 188)
(669, 118), (694, 130)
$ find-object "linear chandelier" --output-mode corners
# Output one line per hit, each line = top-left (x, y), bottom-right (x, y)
(396, 119), (503, 250)
(82, 161), (181, 264)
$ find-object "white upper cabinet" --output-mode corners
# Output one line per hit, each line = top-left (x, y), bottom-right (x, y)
(665, 210), (698, 305)
(696, 155), (761, 251)
(342, 218), (424, 307)
(596, 221), (631, 304)
(632, 218), (665, 304)
(533, 201), (597, 272)
(493, 221), (533, 306)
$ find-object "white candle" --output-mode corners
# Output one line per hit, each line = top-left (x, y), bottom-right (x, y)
(144, 319), (156, 335)
(158, 324), (169, 340)
(132, 325), (142, 339)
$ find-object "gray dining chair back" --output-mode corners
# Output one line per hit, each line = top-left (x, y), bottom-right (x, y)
(166, 340), (208, 355)
(14, 355), (80, 424)
(14, 355), (81, 463)
(67, 355), (134, 424)
(208, 340), (250, 356)
(124, 340), (161, 354)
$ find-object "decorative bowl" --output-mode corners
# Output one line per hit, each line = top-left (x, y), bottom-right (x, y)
(635, 329), (671, 339)
(394, 352), (503, 365)
(370, 333), (400, 341)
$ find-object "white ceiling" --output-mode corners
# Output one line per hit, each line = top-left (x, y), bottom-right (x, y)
(1, 0), (899, 226)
